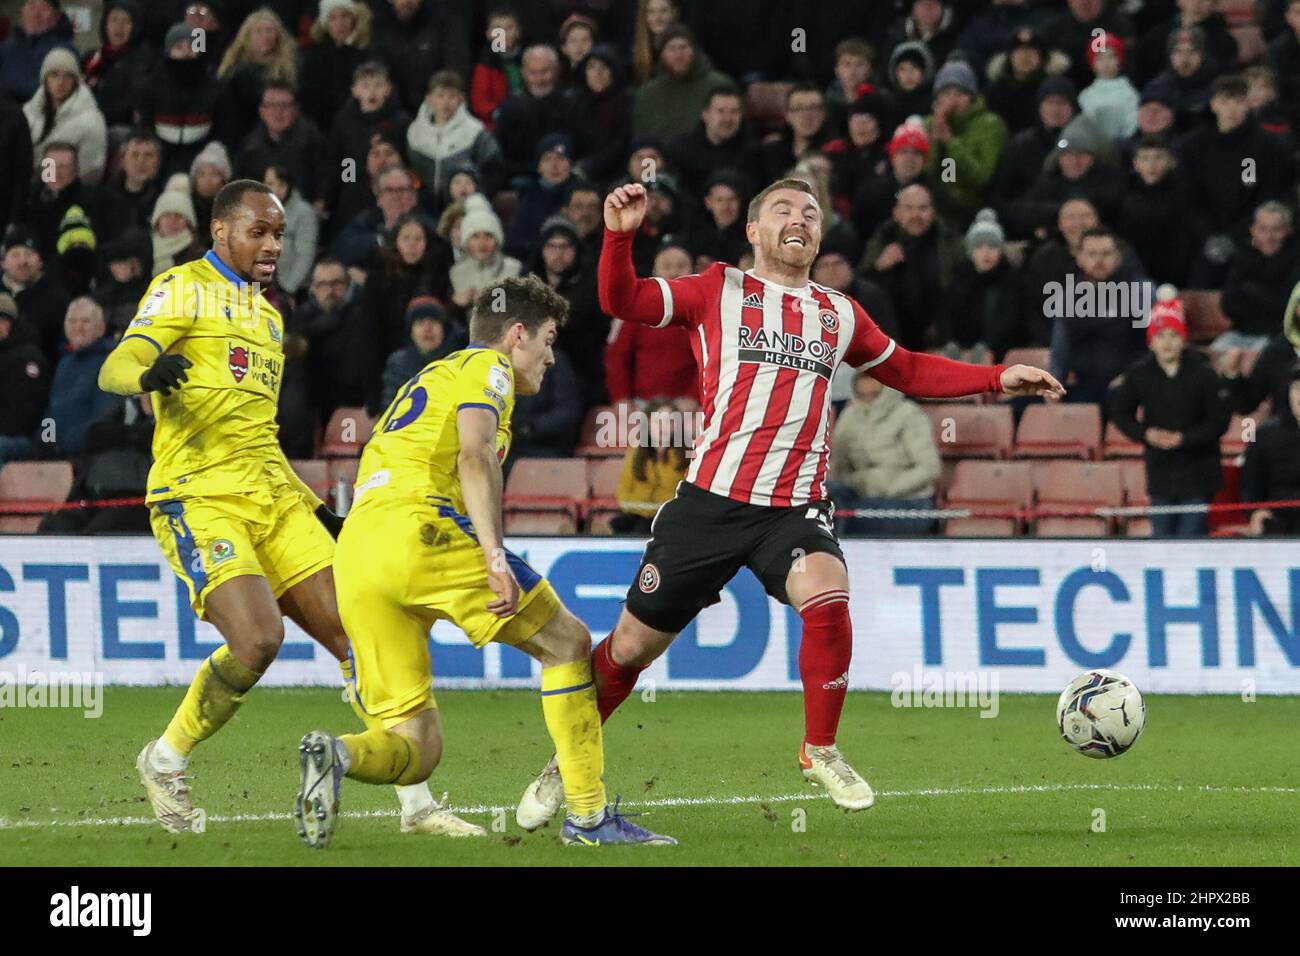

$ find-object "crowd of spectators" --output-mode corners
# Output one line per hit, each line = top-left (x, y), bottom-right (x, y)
(0, 0), (1297, 537)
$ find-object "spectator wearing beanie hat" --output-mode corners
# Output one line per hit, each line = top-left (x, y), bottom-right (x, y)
(853, 117), (930, 237)
(1107, 286), (1230, 537)
(24, 47), (108, 187)
(149, 173), (202, 276)
(0, 290), (48, 467)
(571, 44), (632, 186)
(822, 91), (890, 211)
(985, 25), (1072, 137)
(1, 225), (71, 364)
(188, 140), (231, 240)
(503, 132), (577, 261)
(886, 41), (935, 121)
(937, 208), (1020, 364)
(1148, 25), (1216, 126)
(921, 58), (1008, 227)
(449, 202), (521, 313)
(1004, 114), (1125, 240)
(991, 75), (1081, 226)
(298, 0), (373, 133)
(883, 1), (961, 79)
(1136, 0), (1238, 88)
(1079, 32), (1139, 142)
(378, 295), (467, 412)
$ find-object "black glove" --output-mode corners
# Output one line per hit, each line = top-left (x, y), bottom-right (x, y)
(315, 504), (345, 539)
(139, 354), (192, 396)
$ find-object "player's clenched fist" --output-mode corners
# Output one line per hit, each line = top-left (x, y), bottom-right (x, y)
(604, 183), (648, 233)
(139, 353), (192, 396)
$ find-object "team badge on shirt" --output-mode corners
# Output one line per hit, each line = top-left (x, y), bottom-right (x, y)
(818, 309), (840, 333)
(229, 345), (249, 382)
(268, 317), (281, 344)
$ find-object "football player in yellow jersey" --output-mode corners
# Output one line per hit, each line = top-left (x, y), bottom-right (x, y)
(99, 180), (475, 839)
(296, 276), (676, 848)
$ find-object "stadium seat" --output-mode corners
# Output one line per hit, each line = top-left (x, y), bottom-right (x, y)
(1013, 403), (1101, 459)
(289, 459), (329, 499)
(1231, 23), (1266, 64)
(942, 460), (1034, 537)
(584, 458), (624, 534)
(1033, 460), (1124, 536)
(1120, 460), (1151, 537)
(1103, 420), (1143, 458)
(320, 407), (376, 458)
(745, 81), (795, 132)
(1001, 347), (1051, 369)
(504, 512), (576, 534)
(1182, 290), (1230, 343)
(0, 461), (75, 533)
(504, 458), (586, 529)
(1216, 0), (1257, 27)
(576, 404), (625, 458)
(922, 404), (1014, 459)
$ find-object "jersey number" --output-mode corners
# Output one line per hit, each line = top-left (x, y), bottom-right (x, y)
(382, 380), (428, 433)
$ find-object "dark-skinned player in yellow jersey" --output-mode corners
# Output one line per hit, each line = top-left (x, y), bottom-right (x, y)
(98, 180), (482, 839)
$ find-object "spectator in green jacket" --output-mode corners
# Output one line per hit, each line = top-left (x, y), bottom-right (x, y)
(632, 25), (731, 143)
(923, 59), (1008, 228)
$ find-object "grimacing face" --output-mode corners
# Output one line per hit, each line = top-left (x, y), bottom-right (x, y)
(746, 188), (821, 271)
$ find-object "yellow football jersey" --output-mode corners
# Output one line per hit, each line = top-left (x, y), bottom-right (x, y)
(352, 346), (515, 515)
(121, 251), (289, 501)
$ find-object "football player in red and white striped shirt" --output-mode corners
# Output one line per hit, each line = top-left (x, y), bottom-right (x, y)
(517, 180), (1063, 822)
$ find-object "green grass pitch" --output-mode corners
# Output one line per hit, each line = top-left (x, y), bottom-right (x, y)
(1, 688), (1296, 866)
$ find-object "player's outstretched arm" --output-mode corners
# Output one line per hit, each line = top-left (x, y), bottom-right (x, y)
(98, 337), (192, 397)
(598, 183), (705, 328)
(456, 406), (518, 618)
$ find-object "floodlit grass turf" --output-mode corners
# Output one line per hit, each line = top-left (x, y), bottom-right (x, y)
(0, 688), (1296, 866)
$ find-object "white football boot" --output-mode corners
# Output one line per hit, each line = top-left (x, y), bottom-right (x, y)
(516, 754), (564, 830)
(401, 793), (487, 837)
(136, 740), (205, 834)
(799, 741), (875, 810)
(295, 730), (345, 849)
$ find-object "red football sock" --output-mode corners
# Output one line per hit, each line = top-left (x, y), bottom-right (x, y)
(798, 589), (852, 747)
(592, 637), (645, 723)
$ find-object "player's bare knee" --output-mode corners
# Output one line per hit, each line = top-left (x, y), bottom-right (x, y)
(531, 608), (591, 667)
(612, 613), (671, 667)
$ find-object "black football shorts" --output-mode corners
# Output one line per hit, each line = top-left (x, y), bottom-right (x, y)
(624, 481), (845, 634)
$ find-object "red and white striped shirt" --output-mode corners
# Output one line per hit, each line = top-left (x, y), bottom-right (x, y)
(599, 230), (1006, 508)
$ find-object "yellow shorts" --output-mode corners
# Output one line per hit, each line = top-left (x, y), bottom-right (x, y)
(150, 480), (334, 619)
(335, 500), (560, 728)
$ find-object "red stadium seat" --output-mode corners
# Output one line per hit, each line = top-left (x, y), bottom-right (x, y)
(289, 459), (330, 499)
(942, 460), (1034, 537)
(1182, 290), (1230, 343)
(1231, 23), (1266, 64)
(504, 458), (586, 529)
(1120, 460), (1151, 537)
(505, 512), (576, 534)
(746, 81), (795, 132)
(584, 457), (624, 534)
(0, 461), (75, 533)
(1013, 403), (1101, 459)
(1216, 0), (1257, 27)
(576, 404), (626, 458)
(320, 407), (375, 458)
(1033, 460), (1124, 536)
(922, 404), (1014, 459)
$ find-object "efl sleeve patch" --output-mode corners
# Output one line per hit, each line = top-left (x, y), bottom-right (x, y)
(487, 364), (512, 398)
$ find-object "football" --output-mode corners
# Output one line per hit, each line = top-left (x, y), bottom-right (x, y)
(1056, 670), (1146, 758)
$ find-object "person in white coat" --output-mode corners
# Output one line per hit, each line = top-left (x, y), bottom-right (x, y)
(406, 69), (502, 205)
(24, 48), (108, 187)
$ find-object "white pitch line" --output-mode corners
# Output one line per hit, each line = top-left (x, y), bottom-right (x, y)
(0, 782), (1295, 832)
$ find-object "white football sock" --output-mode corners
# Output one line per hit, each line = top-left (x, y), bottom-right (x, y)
(150, 737), (188, 773)
(396, 783), (434, 818)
